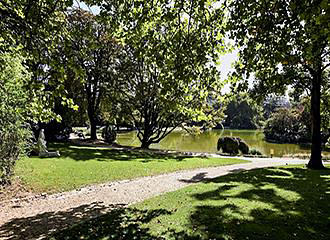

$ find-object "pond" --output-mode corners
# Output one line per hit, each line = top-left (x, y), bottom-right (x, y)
(116, 129), (330, 157)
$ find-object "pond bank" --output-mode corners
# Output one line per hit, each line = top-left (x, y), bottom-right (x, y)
(117, 129), (330, 157)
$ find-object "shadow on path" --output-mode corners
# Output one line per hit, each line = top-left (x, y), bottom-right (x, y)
(0, 203), (125, 240)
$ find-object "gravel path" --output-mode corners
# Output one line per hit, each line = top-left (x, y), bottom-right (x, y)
(0, 157), (308, 240)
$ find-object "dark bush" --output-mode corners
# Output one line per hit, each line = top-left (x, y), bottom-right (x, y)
(249, 148), (262, 156)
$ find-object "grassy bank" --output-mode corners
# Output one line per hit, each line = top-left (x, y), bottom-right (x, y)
(15, 143), (248, 193)
(52, 165), (330, 240)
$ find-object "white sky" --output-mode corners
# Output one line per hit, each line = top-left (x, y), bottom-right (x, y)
(73, 1), (101, 15)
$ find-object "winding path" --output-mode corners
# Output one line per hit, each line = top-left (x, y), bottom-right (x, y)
(0, 157), (308, 239)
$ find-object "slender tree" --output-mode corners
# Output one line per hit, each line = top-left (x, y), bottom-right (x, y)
(65, 8), (121, 139)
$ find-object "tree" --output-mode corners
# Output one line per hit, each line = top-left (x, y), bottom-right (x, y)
(0, 1), (74, 185)
(224, 94), (263, 129)
(0, 50), (32, 185)
(264, 108), (310, 144)
(263, 95), (290, 119)
(1, 0), (75, 123)
(94, 0), (226, 148)
(64, 8), (121, 139)
(227, 0), (329, 169)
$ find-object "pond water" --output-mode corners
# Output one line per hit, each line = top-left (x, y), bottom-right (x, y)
(116, 129), (330, 157)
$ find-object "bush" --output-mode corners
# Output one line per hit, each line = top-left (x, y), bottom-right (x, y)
(264, 108), (310, 144)
(0, 51), (32, 185)
(249, 148), (262, 156)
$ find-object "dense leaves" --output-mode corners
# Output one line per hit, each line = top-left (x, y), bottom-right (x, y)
(64, 8), (122, 139)
(264, 108), (310, 144)
(224, 94), (263, 129)
(0, 51), (32, 185)
(0, 0), (75, 123)
(0, 0), (75, 184)
(94, 0), (227, 148)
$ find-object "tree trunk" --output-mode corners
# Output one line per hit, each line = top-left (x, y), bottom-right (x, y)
(140, 141), (150, 149)
(307, 73), (324, 169)
(90, 120), (97, 140)
(88, 108), (97, 140)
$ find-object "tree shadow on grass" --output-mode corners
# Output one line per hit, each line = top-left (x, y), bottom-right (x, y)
(46, 142), (196, 162)
(51, 208), (171, 240)
(170, 167), (330, 240)
(0, 203), (171, 240)
(7, 167), (328, 240)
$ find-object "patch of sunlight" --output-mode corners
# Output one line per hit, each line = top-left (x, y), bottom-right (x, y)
(326, 191), (330, 194)
(69, 145), (105, 150)
(94, 152), (102, 156)
(305, 227), (317, 234)
(261, 184), (301, 202)
(320, 175), (330, 179)
(220, 199), (275, 221)
(287, 210), (302, 216)
(265, 168), (295, 179)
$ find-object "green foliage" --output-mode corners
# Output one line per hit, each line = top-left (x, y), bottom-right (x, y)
(263, 95), (291, 119)
(93, 0), (227, 148)
(227, 0), (329, 168)
(224, 94), (263, 129)
(227, 0), (329, 94)
(293, 96), (330, 144)
(63, 8), (122, 139)
(1, 0), (77, 123)
(264, 108), (310, 144)
(0, 51), (32, 185)
(291, 74), (330, 133)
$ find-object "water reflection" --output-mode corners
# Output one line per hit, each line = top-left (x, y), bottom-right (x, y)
(116, 129), (330, 157)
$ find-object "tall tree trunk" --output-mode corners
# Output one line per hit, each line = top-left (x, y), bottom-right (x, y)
(140, 140), (150, 149)
(140, 127), (151, 149)
(90, 120), (97, 140)
(88, 108), (97, 140)
(307, 73), (324, 169)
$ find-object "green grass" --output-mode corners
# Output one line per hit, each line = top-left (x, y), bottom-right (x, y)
(52, 165), (330, 240)
(15, 143), (248, 193)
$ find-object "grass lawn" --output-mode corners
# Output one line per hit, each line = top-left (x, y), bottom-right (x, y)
(52, 165), (330, 240)
(15, 143), (248, 193)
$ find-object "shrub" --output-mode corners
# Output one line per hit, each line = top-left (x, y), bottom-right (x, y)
(249, 148), (262, 156)
(264, 108), (310, 144)
(0, 51), (32, 185)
